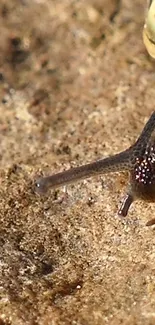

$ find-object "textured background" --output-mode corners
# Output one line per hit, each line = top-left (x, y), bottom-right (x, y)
(1, 0), (155, 324)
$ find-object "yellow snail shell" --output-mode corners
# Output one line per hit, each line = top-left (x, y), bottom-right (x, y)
(143, 0), (155, 58)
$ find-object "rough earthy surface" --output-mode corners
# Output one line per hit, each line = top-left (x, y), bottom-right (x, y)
(1, 0), (155, 324)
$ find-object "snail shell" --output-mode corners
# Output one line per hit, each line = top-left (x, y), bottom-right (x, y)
(143, 0), (155, 58)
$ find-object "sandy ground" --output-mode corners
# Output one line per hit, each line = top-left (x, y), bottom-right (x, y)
(1, 0), (155, 324)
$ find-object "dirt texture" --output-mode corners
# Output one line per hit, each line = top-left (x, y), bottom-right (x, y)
(1, 0), (155, 324)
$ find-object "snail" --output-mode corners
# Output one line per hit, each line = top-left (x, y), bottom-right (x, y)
(143, 0), (155, 58)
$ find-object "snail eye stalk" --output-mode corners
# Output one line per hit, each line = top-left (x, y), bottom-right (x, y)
(35, 112), (155, 222)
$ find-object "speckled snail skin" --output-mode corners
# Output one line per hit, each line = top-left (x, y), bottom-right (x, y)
(143, 0), (155, 58)
(35, 112), (155, 219)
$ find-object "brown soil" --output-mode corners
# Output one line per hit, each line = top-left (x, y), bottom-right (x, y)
(1, 1), (155, 324)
